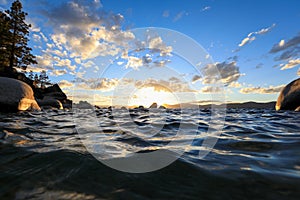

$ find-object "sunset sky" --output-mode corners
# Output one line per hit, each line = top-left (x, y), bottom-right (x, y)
(1, 0), (299, 106)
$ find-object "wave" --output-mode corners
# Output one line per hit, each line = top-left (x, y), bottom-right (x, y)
(1, 109), (300, 199)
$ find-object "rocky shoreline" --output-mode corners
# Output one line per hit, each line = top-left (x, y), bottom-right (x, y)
(0, 70), (299, 112)
(0, 74), (72, 112)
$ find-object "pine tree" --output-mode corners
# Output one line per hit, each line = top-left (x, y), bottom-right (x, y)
(39, 70), (49, 89)
(3, 0), (37, 71)
(0, 12), (11, 70)
(33, 73), (38, 88)
(28, 70), (34, 80)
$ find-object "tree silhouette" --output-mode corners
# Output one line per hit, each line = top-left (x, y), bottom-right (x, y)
(0, 12), (11, 69)
(39, 70), (49, 89)
(0, 0), (37, 71)
(28, 70), (34, 80)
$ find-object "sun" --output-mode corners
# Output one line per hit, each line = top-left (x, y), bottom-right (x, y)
(128, 87), (179, 108)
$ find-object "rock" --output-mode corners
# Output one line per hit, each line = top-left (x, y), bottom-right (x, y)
(295, 106), (300, 112)
(43, 92), (67, 101)
(149, 102), (158, 109)
(133, 105), (149, 112)
(0, 77), (40, 112)
(44, 84), (64, 93)
(94, 105), (101, 109)
(276, 78), (300, 111)
(36, 84), (71, 109)
(37, 99), (63, 109)
(120, 106), (127, 110)
(159, 105), (166, 109)
(73, 101), (93, 109)
(62, 99), (72, 109)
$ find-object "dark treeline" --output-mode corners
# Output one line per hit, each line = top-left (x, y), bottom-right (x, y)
(0, 0), (51, 88)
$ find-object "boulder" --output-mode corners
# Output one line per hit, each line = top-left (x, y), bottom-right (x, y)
(0, 77), (40, 112)
(62, 99), (72, 109)
(149, 102), (158, 109)
(34, 83), (71, 109)
(276, 78), (300, 111)
(37, 99), (63, 109)
(159, 105), (167, 109)
(43, 92), (67, 101)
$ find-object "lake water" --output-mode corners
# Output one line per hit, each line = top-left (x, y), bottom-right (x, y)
(1, 108), (300, 199)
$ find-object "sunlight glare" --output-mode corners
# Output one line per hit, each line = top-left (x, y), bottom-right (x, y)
(128, 87), (179, 107)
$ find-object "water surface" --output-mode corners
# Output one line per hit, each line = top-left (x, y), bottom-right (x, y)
(1, 108), (300, 199)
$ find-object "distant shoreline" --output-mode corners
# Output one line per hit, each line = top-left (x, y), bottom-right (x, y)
(86, 101), (277, 110)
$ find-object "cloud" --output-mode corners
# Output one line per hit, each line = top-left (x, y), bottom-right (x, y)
(274, 47), (300, 61)
(201, 86), (222, 93)
(81, 60), (95, 69)
(135, 77), (196, 93)
(58, 80), (74, 88)
(26, 18), (40, 32)
(153, 59), (171, 67)
(93, 94), (113, 105)
(74, 58), (81, 64)
(270, 33), (300, 67)
(270, 33), (300, 53)
(55, 58), (76, 71)
(237, 24), (275, 48)
(238, 36), (256, 47)
(28, 0), (142, 77)
(75, 78), (119, 92)
(228, 81), (242, 88)
(298, 69), (300, 76)
(35, 55), (54, 69)
(26, 65), (47, 73)
(40, 0), (134, 61)
(51, 69), (68, 76)
(147, 36), (173, 56)
(239, 85), (284, 94)
(256, 63), (263, 69)
(201, 61), (242, 85)
(39, 32), (48, 42)
(42, 48), (67, 58)
(192, 75), (202, 83)
(32, 34), (41, 42)
(280, 59), (300, 70)
(91, 78), (119, 91)
(173, 11), (186, 22)
(201, 6), (211, 12)
(142, 54), (152, 64)
(28, 0), (174, 81)
(121, 34), (173, 69)
(75, 76), (196, 94)
(125, 56), (144, 69)
(162, 10), (169, 18)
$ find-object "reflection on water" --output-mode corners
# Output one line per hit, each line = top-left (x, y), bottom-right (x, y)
(1, 108), (300, 199)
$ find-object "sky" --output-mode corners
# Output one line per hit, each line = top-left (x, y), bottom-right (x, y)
(1, 0), (300, 107)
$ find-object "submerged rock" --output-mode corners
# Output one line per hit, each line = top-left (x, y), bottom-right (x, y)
(276, 78), (300, 111)
(0, 77), (40, 112)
